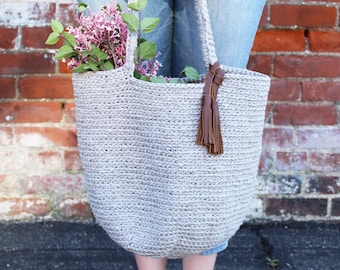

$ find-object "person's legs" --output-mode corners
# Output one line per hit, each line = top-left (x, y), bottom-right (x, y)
(173, 0), (266, 75)
(208, 0), (266, 69)
(182, 254), (217, 270)
(134, 254), (167, 270)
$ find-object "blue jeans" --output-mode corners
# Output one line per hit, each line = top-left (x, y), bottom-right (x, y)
(80, 0), (265, 75)
(79, 0), (265, 255)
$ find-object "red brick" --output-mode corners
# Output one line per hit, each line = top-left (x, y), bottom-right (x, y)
(306, 176), (340, 194)
(274, 104), (337, 125)
(252, 30), (305, 52)
(64, 103), (76, 123)
(59, 61), (73, 74)
(310, 153), (340, 172)
(274, 56), (340, 78)
(58, 198), (93, 219)
(292, 105), (337, 125)
(18, 76), (73, 99)
(0, 127), (12, 146)
(24, 174), (85, 195)
(302, 81), (340, 102)
(15, 127), (77, 147)
(0, 197), (50, 217)
(331, 199), (340, 216)
(297, 129), (340, 148)
(273, 105), (294, 125)
(271, 5), (336, 27)
(65, 151), (83, 171)
(309, 31), (340, 52)
(0, 77), (15, 98)
(0, 53), (55, 75)
(23, 27), (62, 49)
(269, 80), (300, 101)
(262, 128), (294, 148)
(258, 6), (269, 28)
(247, 55), (272, 75)
(0, 27), (17, 49)
(265, 198), (327, 216)
(276, 152), (307, 171)
(0, 102), (62, 123)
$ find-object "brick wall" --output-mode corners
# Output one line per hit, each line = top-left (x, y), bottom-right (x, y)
(249, 0), (340, 221)
(0, 0), (339, 222)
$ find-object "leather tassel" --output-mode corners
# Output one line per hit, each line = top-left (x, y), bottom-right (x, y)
(196, 62), (225, 155)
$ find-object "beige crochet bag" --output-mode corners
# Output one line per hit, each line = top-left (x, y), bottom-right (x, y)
(73, 0), (270, 258)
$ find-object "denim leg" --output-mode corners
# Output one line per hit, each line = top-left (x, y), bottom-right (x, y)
(208, 0), (266, 69)
(141, 0), (173, 76)
(173, 0), (266, 75)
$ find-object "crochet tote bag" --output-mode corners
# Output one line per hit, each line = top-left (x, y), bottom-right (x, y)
(73, 0), (270, 259)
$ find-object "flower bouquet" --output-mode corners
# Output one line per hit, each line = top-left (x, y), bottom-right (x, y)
(45, 0), (270, 258)
(46, 0), (198, 81)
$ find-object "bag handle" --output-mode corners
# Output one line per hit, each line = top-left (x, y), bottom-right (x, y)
(125, 0), (218, 72)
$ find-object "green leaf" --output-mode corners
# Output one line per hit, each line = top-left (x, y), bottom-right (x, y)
(84, 59), (99, 71)
(77, 3), (88, 13)
(140, 75), (151, 82)
(55, 44), (75, 60)
(102, 60), (114, 70)
(127, 2), (140, 11)
(51, 19), (64, 34)
(141, 17), (160, 33)
(168, 78), (179, 84)
(63, 32), (76, 47)
(150, 76), (167, 83)
(92, 45), (108, 61)
(137, 41), (156, 60)
(121, 13), (139, 33)
(137, 0), (147, 10)
(45, 32), (60, 45)
(73, 64), (87, 73)
(133, 70), (142, 79)
(182, 66), (199, 79)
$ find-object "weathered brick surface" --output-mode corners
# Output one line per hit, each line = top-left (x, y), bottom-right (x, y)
(274, 56), (340, 78)
(0, 102), (62, 123)
(1, 0), (340, 222)
(265, 198), (328, 217)
(18, 76), (73, 99)
(0, 27), (18, 49)
(273, 105), (337, 125)
(252, 30), (305, 52)
(270, 5), (337, 27)
(268, 79), (300, 101)
(309, 31), (340, 52)
(0, 77), (16, 98)
(306, 176), (340, 194)
(0, 53), (55, 74)
(301, 81), (340, 102)
(331, 199), (340, 216)
(15, 127), (77, 147)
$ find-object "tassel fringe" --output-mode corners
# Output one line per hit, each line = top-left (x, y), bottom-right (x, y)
(196, 62), (225, 155)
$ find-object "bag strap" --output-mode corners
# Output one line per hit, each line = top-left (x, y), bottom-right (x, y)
(194, 0), (218, 70)
(125, 0), (218, 72)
